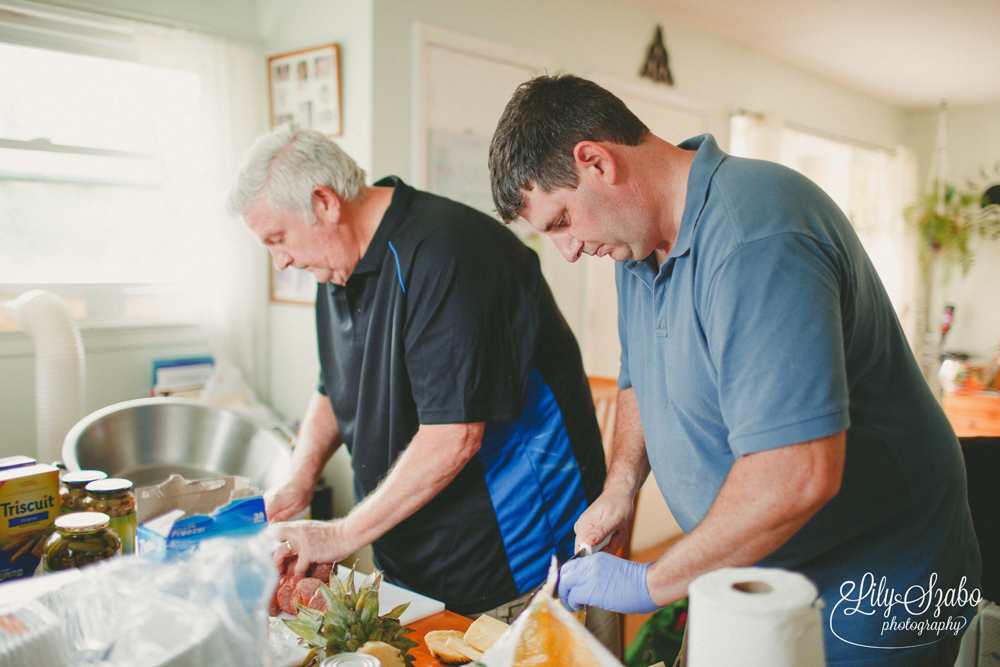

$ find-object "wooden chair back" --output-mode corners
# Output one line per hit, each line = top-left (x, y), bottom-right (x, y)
(589, 376), (619, 467)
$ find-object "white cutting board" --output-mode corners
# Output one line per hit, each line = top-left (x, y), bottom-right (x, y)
(333, 565), (445, 626)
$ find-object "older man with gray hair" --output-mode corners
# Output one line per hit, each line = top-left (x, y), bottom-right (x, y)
(226, 123), (618, 649)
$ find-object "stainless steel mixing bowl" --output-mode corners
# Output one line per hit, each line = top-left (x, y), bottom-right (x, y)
(61, 397), (292, 490)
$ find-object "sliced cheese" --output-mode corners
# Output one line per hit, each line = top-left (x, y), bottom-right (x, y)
(445, 636), (484, 662)
(464, 614), (510, 651)
(647, 663), (666, 667)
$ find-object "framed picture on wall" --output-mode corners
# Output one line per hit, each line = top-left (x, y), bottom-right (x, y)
(268, 43), (342, 137)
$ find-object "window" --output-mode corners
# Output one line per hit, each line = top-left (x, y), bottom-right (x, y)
(0, 33), (199, 329)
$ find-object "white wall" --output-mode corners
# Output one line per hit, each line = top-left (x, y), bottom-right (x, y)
(904, 102), (1000, 361)
(370, 0), (905, 181)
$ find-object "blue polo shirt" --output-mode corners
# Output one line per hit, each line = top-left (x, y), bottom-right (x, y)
(617, 135), (980, 665)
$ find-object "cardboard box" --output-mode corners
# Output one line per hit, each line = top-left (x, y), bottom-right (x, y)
(0, 463), (60, 581)
(0, 456), (36, 472)
(135, 475), (267, 561)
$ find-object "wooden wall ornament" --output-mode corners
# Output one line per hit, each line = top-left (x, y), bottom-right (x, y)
(640, 25), (674, 86)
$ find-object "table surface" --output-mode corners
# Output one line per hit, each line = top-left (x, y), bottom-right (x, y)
(406, 610), (474, 667)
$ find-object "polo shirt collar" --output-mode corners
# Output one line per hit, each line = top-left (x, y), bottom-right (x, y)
(622, 134), (726, 276)
(671, 134), (726, 260)
(351, 176), (414, 278)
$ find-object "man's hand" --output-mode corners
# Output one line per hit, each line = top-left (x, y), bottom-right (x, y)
(573, 488), (634, 556)
(558, 552), (659, 614)
(264, 476), (314, 523)
(273, 519), (357, 576)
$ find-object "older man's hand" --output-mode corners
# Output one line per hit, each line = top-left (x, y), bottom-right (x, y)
(264, 476), (314, 524)
(273, 519), (358, 577)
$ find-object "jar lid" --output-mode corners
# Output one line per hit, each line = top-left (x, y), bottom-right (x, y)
(55, 512), (110, 533)
(63, 470), (108, 489)
(85, 478), (134, 495)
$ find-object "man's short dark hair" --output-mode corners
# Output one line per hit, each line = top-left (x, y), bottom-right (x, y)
(489, 74), (649, 223)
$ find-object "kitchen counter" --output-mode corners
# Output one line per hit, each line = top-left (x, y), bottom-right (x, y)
(942, 389), (1000, 436)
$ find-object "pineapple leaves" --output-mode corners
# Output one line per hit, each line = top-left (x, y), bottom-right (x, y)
(347, 561), (358, 601)
(384, 602), (410, 619)
(327, 571), (348, 599)
(288, 566), (418, 666)
(321, 583), (353, 619)
(284, 618), (326, 647)
(296, 605), (324, 624)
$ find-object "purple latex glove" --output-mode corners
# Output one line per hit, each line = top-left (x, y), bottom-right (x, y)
(557, 552), (659, 614)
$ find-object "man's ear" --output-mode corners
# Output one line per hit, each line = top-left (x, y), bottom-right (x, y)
(572, 141), (618, 185)
(312, 185), (342, 225)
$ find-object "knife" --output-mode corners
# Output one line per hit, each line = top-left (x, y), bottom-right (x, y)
(530, 532), (615, 600)
(569, 532), (614, 563)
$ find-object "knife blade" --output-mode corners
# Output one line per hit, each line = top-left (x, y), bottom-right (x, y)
(529, 532), (615, 601)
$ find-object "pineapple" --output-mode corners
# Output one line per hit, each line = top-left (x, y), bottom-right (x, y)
(284, 563), (419, 667)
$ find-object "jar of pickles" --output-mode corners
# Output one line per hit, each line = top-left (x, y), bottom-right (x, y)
(43, 512), (121, 572)
(84, 478), (136, 554)
(59, 470), (108, 515)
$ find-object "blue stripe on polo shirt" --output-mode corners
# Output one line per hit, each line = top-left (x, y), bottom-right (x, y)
(387, 241), (406, 294)
(476, 366), (588, 593)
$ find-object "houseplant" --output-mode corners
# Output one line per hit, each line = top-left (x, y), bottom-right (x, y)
(906, 177), (1000, 277)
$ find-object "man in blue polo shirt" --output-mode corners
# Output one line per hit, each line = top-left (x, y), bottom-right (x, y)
(226, 124), (616, 647)
(489, 75), (981, 666)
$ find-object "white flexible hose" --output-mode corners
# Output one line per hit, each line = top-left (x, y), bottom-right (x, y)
(6, 290), (85, 464)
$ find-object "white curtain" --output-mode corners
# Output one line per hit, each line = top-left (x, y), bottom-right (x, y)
(130, 23), (272, 397)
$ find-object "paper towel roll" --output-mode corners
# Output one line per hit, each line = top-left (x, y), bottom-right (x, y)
(688, 567), (826, 667)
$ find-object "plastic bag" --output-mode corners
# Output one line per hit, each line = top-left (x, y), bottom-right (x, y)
(41, 528), (280, 667)
(480, 557), (623, 667)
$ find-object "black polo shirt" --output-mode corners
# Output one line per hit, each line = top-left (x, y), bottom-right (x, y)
(315, 177), (605, 614)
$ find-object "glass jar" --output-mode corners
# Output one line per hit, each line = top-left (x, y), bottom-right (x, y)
(85, 478), (136, 554)
(59, 470), (108, 515)
(43, 512), (121, 572)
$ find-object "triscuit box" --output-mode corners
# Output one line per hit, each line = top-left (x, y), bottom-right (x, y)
(136, 475), (266, 562)
(0, 463), (60, 581)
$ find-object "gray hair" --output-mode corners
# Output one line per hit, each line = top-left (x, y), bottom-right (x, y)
(227, 124), (366, 223)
